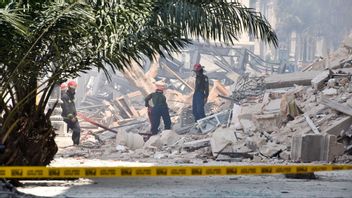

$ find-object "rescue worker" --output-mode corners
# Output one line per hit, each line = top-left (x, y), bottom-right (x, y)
(192, 63), (209, 122)
(61, 80), (81, 145)
(145, 81), (171, 135)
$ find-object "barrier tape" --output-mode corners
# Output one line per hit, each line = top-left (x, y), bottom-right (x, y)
(1, 164), (352, 178)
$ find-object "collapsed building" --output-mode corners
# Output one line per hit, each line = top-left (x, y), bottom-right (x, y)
(53, 36), (352, 165)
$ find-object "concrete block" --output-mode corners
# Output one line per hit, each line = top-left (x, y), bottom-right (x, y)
(291, 134), (345, 162)
(291, 134), (324, 162)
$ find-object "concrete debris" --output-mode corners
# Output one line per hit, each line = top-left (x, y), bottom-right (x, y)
(322, 88), (338, 95)
(115, 130), (144, 150)
(291, 134), (344, 162)
(159, 130), (181, 146)
(208, 80), (230, 102)
(55, 38), (352, 164)
(183, 138), (211, 152)
(116, 144), (127, 152)
(321, 97), (352, 116)
(265, 71), (321, 89)
(143, 135), (162, 149)
(98, 131), (116, 141)
(311, 70), (331, 90)
(210, 127), (237, 157)
(304, 114), (320, 134)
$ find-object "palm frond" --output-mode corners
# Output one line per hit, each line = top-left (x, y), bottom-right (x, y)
(0, 4), (28, 35)
(151, 0), (278, 47)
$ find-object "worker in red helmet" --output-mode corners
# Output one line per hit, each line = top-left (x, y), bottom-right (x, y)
(61, 80), (81, 145)
(192, 63), (209, 122)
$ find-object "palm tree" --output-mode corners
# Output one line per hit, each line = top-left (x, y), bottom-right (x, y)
(0, 0), (277, 166)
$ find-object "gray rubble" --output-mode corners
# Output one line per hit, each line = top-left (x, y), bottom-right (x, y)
(54, 36), (352, 165)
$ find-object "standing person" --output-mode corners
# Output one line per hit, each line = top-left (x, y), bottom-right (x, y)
(192, 63), (209, 122)
(61, 80), (81, 145)
(145, 81), (171, 135)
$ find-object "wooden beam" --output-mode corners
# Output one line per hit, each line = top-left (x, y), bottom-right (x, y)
(162, 63), (194, 91)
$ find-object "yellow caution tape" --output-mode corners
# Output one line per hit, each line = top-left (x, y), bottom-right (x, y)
(0, 164), (351, 178)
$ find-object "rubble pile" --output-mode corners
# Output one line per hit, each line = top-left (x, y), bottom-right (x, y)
(56, 36), (352, 165)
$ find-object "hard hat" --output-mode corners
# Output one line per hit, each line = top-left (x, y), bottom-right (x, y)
(154, 81), (166, 90)
(67, 81), (77, 88)
(193, 63), (203, 71)
(60, 83), (68, 90)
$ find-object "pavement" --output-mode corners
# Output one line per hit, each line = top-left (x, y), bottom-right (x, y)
(17, 170), (352, 198)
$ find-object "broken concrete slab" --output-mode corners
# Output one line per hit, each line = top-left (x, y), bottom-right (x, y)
(210, 127), (237, 157)
(311, 70), (330, 90)
(322, 116), (352, 136)
(266, 68), (352, 89)
(321, 97), (352, 116)
(262, 99), (281, 114)
(265, 71), (321, 89)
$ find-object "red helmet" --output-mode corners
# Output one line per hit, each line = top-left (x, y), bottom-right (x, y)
(193, 63), (203, 71)
(67, 81), (77, 88)
(60, 83), (67, 90)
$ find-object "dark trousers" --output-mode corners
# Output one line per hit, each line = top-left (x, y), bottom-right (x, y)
(150, 106), (171, 134)
(192, 91), (206, 122)
(65, 120), (81, 145)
